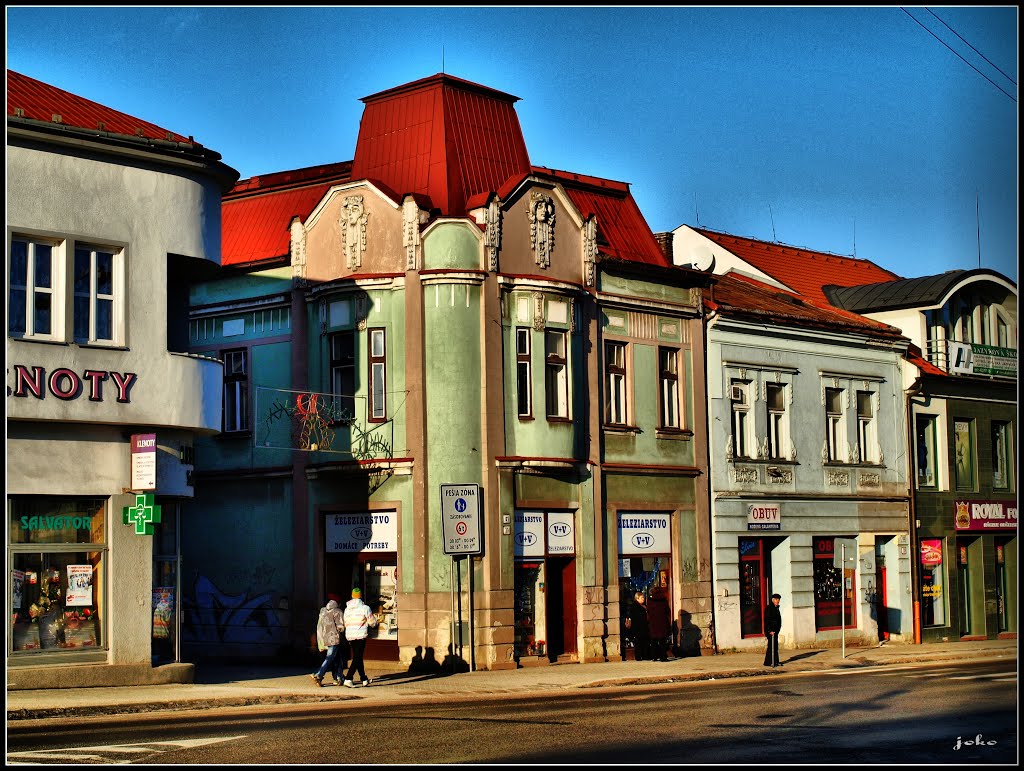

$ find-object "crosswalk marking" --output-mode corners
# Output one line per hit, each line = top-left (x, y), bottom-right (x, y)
(6, 735), (247, 765)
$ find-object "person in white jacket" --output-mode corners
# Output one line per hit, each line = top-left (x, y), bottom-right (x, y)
(342, 587), (378, 687)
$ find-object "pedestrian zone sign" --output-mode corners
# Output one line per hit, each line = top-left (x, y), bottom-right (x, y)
(441, 484), (482, 555)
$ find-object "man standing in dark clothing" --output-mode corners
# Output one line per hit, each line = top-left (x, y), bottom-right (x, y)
(646, 588), (672, 661)
(763, 593), (782, 667)
(627, 592), (650, 661)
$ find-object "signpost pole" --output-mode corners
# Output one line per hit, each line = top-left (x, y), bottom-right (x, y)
(841, 543), (846, 660)
(450, 558), (457, 673)
(468, 558), (475, 671)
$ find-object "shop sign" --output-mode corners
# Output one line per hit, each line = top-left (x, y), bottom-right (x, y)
(954, 500), (1017, 531)
(617, 512), (671, 555)
(970, 344), (1016, 378)
(514, 511), (545, 558)
(547, 512), (575, 555)
(122, 493), (162, 536)
(9, 364), (138, 402)
(131, 433), (157, 491)
(747, 503), (781, 530)
(920, 539), (943, 566)
(326, 512), (398, 552)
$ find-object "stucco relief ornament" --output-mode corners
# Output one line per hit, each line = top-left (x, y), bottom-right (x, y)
(290, 219), (307, 281)
(528, 192), (555, 269)
(340, 195), (368, 270)
(484, 198), (503, 272)
(583, 217), (598, 286)
(402, 199), (422, 271)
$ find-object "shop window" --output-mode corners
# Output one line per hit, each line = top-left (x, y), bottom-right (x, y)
(545, 330), (569, 419)
(516, 328), (532, 418)
(658, 347), (680, 429)
(221, 348), (249, 433)
(9, 497), (106, 653)
(915, 414), (939, 488)
(812, 536), (855, 631)
(991, 420), (1013, 491)
(953, 418), (976, 491)
(766, 383), (788, 460)
(514, 562), (546, 657)
(605, 340), (627, 426)
(920, 538), (946, 627)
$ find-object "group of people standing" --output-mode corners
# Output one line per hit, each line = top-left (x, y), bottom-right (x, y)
(626, 587), (673, 661)
(312, 587), (379, 688)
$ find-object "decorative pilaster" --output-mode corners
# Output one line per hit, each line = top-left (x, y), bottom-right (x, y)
(340, 195), (368, 270)
(583, 217), (597, 286)
(528, 191), (555, 269)
(484, 197), (503, 272)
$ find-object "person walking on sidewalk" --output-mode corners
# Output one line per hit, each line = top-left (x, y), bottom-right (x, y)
(342, 587), (378, 687)
(763, 593), (782, 667)
(647, 588), (672, 662)
(311, 597), (347, 687)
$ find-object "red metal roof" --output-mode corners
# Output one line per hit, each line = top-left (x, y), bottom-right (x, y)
(693, 226), (901, 304)
(350, 73), (531, 217)
(7, 69), (194, 145)
(222, 163), (352, 266)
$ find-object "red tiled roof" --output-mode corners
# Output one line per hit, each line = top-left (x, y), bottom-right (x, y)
(706, 272), (907, 340)
(350, 74), (531, 218)
(222, 163), (352, 266)
(7, 69), (194, 145)
(693, 226), (901, 304)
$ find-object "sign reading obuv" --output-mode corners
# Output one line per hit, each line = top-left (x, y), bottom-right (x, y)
(441, 484), (482, 555)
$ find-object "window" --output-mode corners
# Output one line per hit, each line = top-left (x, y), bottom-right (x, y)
(813, 537), (855, 631)
(73, 245), (118, 344)
(953, 419), (975, 491)
(368, 328), (386, 421)
(605, 341), (627, 425)
(991, 421), (1013, 491)
(9, 497), (107, 654)
(730, 380), (751, 458)
(915, 414), (938, 488)
(222, 349), (248, 433)
(330, 332), (355, 421)
(825, 387), (845, 462)
(856, 391), (875, 463)
(920, 538), (946, 627)
(516, 328), (532, 418)
(545, 330), (569, 419)
(658, 347), (680, 429)
(8, 236), (59, 340)
(766, 383), (788, 459)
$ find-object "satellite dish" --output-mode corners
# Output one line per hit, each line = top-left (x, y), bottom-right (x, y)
(690, 245), (715, 272)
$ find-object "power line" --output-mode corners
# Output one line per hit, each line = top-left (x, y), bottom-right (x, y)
(926, 8), (1016, 87)
(901, 8), (1017, 102)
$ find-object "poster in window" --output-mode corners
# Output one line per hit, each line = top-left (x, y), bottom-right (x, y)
(153, 587), (174, 639)
(12, 569), (25, 609)
(66, 565), (94, 606)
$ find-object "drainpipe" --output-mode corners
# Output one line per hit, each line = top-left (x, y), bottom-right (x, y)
(702, 287), (719, 654)
(906, 380), (924, 644)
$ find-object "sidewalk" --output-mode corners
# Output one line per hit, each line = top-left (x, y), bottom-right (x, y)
(6, 639), (1016, 721)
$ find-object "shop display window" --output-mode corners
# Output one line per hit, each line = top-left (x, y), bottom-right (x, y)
(9, 497), (106, 654)
(812, 536), (856, 631)
(363, 560), (398, 640)
(920, 538), (946, 627)
(514, 561), (546, 656)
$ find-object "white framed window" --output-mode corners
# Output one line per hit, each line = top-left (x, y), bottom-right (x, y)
(766, 382), (788, 459)
(369, 328), (386, 422)
(825, 387), (845, 462)
(658, 347), (680, 429)
(915, 414), (939, 488)
(730, 380), (752, 458)
(516, 328), (532, 418)
(545, 330), (569, 419)
(222, 348), (249, 433)
(73, 244), (121, 345)
(8, 236), (62, 341)
(856, 390), (876, 463)
(605, 340), (627, 425)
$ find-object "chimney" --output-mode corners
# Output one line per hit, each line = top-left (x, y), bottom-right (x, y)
(654, 231), (674, 262)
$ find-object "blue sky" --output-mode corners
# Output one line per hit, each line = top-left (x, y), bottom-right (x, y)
(6, 6), (1018, 282)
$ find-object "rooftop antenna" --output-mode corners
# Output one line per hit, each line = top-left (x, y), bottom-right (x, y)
(694, 193), (700, 227)
(853, 217), (856, 258)
(768, 203), (777, 241)
(976, 191), (981, 268)
(442, 46), (445, 74)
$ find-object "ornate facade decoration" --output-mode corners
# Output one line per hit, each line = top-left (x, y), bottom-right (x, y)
(827, 470), (850, 486)
(767, 467), (793, 484)
(484, 197), (503, 272)
(340, 195), (368, 270)
(402, 199), (422, 271)
(582, 217), (597, 286)
(733, 466), (758, 484)
(528, 191), (555, 268)
(532, 292), (545, 331)
(858, 472), (881, 487)
(290, 219), (307, 280)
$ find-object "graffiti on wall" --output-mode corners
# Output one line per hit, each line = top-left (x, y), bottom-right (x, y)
(182, 574), (288, 648)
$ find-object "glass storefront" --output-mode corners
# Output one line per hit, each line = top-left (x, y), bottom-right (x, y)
(920, 537), (946, 627)
(813, 536), (856, 631)
(9, 497), (107, 654)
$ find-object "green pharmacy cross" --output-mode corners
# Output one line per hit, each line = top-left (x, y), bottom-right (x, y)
(123, 493), (162, 535)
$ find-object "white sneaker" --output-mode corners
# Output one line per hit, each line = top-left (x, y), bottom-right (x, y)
(362, 678), (373, 687)
(343, 679), (356, 688)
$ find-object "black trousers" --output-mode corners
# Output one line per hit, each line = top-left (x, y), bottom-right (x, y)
(345, 638), (368, 682)
(764, 632), (780, 666)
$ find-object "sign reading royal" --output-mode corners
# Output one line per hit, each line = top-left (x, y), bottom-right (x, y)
(954, 500), (1017, 531)
(747, 503), (781, 531)
(326, 512), (398, 552)
(617, 512), (671, 555)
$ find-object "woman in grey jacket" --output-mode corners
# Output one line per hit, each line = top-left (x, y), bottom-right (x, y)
(311, 598), (347, 686)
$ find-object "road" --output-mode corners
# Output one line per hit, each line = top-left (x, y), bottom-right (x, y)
(7, 660), (1017, 765)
